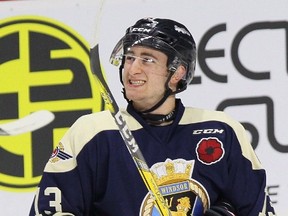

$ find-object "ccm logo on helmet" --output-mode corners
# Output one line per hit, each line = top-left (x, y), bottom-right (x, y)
(131, 27), (151, 33)
(193, 129), (224, 135)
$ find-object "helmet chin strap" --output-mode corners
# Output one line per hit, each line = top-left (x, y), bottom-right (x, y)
(120, 58), (178, 126)
(141, 87), (172, 113)
(122, 71), (175, 114)
(123, 86), (176, 125)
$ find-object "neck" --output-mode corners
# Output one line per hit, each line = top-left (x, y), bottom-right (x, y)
(134, 95), (176, 114)
(136, 97), (177, 126)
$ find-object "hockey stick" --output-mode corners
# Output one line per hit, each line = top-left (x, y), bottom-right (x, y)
(89, 1), (170, 214)
(0, 110), (55, 136)
(90, 45), (171, 216)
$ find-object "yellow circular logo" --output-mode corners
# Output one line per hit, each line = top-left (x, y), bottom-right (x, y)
(0, 16), (103, 191)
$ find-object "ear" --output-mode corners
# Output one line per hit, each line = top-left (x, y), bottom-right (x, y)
(170, 65), (186, 84)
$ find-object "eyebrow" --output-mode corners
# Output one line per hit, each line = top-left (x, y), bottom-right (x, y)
(126, 50), (159, 60)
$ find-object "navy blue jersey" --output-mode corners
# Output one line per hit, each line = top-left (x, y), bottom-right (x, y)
(29, 99), (275, 216)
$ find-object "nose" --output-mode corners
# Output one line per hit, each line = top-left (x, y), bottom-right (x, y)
(126, 58), (143, 75)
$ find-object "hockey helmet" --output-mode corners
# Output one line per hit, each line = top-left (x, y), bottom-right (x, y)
(110, 17), (197, 93)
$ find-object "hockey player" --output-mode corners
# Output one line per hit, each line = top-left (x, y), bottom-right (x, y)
(29, 17), (275, 216)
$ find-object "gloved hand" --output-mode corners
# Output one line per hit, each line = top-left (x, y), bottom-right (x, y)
(204, 199), (236, 216)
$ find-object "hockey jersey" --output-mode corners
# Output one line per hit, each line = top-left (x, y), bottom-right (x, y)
(29, 99), (275, 216)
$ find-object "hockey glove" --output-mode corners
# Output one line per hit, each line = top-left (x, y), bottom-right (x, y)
(204, 199), (236, 216)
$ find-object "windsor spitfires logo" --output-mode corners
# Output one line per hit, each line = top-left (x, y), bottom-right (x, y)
(140, 159), (210, 216)
(0, 15), (104, 192)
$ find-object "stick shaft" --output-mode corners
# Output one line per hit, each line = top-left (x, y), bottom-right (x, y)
(90, 45), (170, 216)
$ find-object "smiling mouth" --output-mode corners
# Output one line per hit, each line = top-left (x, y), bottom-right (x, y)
(129, 80), (146, 86)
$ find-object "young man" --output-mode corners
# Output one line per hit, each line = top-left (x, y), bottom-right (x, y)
(30, 17), (275, 216)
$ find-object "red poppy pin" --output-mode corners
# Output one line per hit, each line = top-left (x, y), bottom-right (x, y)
(196, 137), (225, 165)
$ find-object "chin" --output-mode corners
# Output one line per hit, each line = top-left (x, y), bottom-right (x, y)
(125, 91), (139, 100)
(126, 95), (140, 102)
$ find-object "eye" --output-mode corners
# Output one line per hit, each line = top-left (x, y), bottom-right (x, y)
(123, 54), (159, 66)
(125, 54), (136, 62)
(142, 57), (155, 64)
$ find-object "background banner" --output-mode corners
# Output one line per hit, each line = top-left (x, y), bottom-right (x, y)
(0, 0), (287, 215)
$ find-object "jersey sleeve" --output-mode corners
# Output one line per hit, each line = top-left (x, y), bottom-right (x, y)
(29, 111), (116, 216)
(222, 114), (275, 216)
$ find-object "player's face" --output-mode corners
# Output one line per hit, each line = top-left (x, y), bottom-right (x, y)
(122, 46), (169, 111)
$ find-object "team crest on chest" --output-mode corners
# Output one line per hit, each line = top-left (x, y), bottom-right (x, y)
(139, 159), (210, 216)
